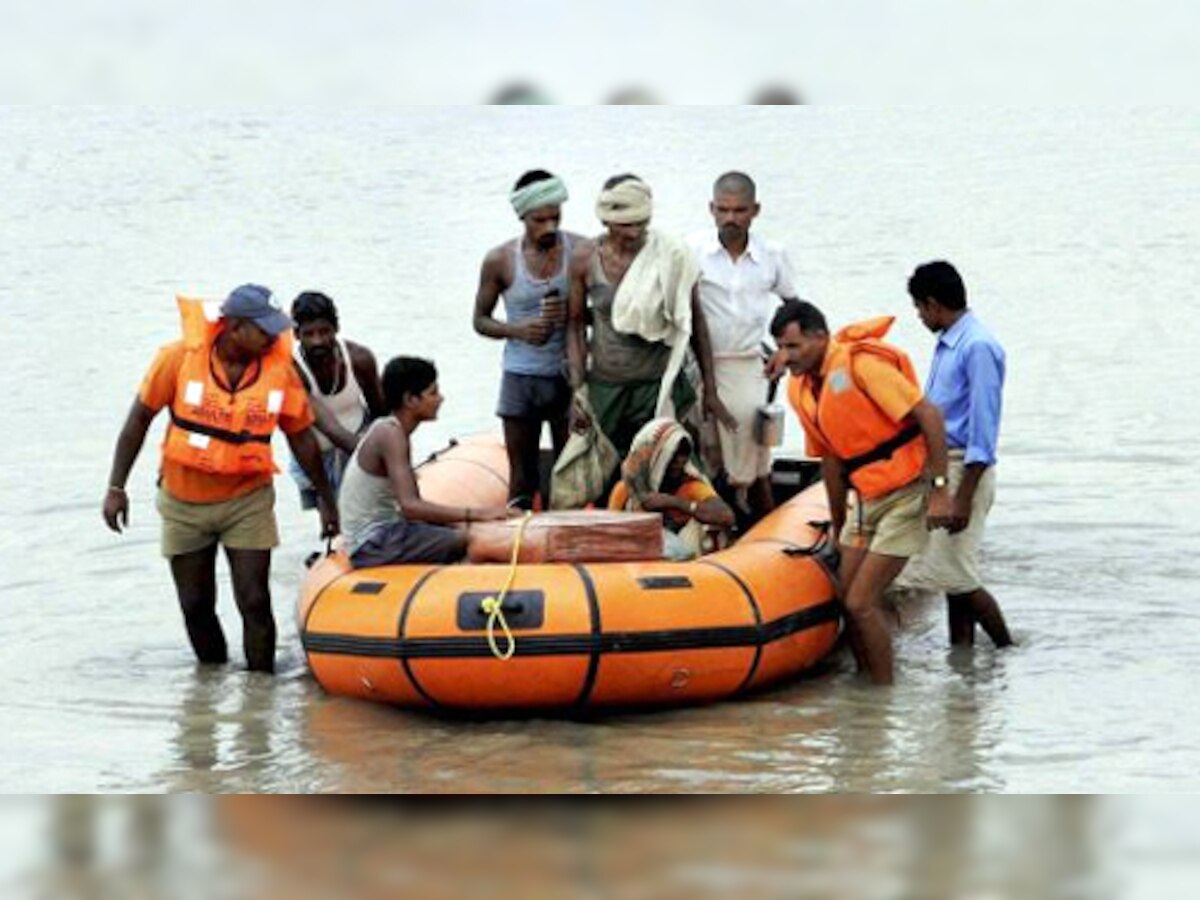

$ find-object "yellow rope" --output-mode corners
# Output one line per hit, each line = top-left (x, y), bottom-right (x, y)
(480, 511), (533, 661)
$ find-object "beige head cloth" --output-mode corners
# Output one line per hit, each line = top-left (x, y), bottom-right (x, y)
(595, 179), (653, 225)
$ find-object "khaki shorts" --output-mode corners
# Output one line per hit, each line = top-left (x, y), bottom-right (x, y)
(898, 456), (995, 593)
(157, 484), (280, 558)
(843, 478), (929, 559)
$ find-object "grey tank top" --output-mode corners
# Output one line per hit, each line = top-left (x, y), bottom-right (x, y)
(587, 252), (671, 383)
(339, 420), (403, 555)
(501, 235), (572, 377)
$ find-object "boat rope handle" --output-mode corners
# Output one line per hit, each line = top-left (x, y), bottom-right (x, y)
(481, 511), (534, 661)
(415, 437), (460, 471)
(782, 520), (843, 594)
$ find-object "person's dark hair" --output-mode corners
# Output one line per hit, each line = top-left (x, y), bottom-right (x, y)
(750, 85), (804, 105)
(383, 357), (437, 411)
(713, 171), (757, 201)
(603, 173), (642, 190)
(291, 291), (339, 331)
(908, 261), (966, 311)
(513, 169), (555, 191)
(490, 82), (551, 105)
(770, 299), (828, 338)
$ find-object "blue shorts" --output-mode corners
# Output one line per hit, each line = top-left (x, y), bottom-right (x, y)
(496, 371), (571, 421)
(288, 447), (347, 510)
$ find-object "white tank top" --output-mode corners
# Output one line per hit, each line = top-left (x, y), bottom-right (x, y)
(293, 337), (368, 452)
(339, 420), (405, 555)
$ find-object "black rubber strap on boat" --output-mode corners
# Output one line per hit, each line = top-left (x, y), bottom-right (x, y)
(396, 566), (445, 710)
(303, 602), (844, 661)
(698, 559), (764, 696)
(301, 572), (340, 636)
(168, 407), (272, 445)
(572, 563), (603, 709)
(842, 423), (920, 476)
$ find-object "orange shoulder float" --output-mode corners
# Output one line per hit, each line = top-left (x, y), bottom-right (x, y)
(162, 296), (296, 476)
(787, 316), (927, 500)
(297, 435), (841, 713)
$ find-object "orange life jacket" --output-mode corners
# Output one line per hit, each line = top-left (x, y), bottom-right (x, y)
(161, 296), (295, 476)
(787, 316), (927, 500)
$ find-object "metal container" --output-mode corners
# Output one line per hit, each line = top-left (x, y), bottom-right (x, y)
(753, 402), (786, 447)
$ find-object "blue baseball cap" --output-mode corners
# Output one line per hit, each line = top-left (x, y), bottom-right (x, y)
(219, 283), (291, 337)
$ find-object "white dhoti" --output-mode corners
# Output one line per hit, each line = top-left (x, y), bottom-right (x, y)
(705, 352), (772, 487)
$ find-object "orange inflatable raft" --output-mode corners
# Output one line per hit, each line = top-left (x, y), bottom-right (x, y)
(298, 435), (842, 712)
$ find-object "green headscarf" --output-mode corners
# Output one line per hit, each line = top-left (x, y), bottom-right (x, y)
(510, 176), (569, 218)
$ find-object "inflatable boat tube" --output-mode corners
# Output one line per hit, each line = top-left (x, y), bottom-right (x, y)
(298, 434), (841, 712)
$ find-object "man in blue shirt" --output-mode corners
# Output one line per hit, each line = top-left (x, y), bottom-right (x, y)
(906, 261), (1014, 649)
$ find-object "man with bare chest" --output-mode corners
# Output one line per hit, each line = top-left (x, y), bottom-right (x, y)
(287, 291), (385, 510)
(566, 173), (734, 463)
(474, 170), (588, 508)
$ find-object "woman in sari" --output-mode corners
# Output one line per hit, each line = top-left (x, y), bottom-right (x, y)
(608, 418), (735, 560)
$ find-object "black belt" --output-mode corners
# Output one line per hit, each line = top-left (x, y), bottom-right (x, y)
(843, 423), (921, 476)
(169, 407), (272, 446)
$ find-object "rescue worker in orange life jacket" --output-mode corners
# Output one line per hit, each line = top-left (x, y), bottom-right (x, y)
(771, 299), (952, 686)
(102, 284), (338, 673)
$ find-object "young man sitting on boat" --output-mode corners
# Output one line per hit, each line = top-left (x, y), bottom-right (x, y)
(287, 291), (385, 510)
(338, 356), (513, 568)
(609, 418), (735, 560)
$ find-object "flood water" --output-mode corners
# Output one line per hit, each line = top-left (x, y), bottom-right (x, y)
(2, 107), (1198, 793)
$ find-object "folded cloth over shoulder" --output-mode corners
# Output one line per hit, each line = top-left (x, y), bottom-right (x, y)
(609, 230), (699, 417)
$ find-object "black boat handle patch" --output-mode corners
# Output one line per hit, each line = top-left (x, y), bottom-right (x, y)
(456, 590), (546, 631)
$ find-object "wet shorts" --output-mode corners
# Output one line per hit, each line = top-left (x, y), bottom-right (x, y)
(843, 478), (929, 559)
(899, 455), (996, 593)
(349, 519), (467, 568)
(157, 484), (279, 558)
(496, 371), (571, 420)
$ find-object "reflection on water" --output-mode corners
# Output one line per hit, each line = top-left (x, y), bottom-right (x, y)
(163, 670), (277, 793)
(17, 796), (1200, 898)
(140, 593), (1009, 794)
(2, 107), (1199, 793)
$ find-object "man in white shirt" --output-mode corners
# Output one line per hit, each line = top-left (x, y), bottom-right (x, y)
(689, 171), (799, 522)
